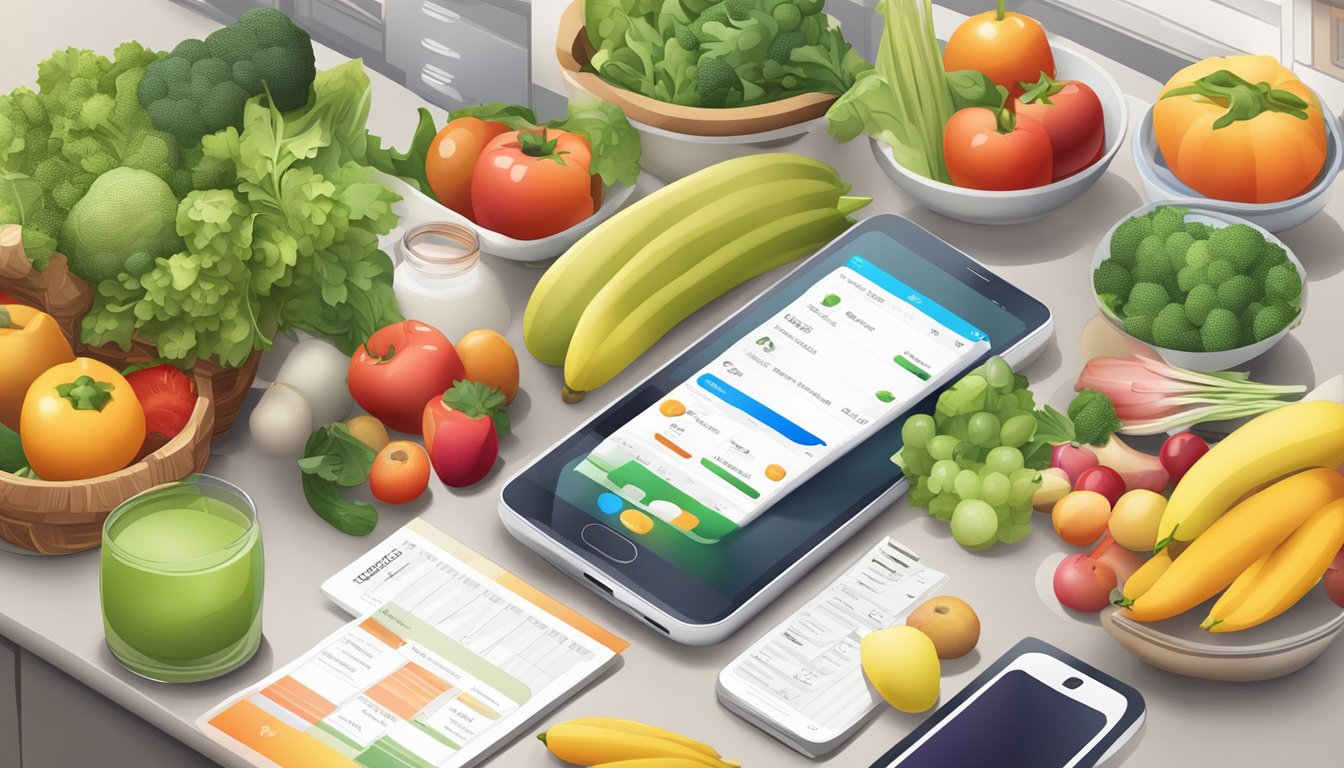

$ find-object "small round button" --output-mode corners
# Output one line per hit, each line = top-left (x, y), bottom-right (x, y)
(580, 524), (638, 564)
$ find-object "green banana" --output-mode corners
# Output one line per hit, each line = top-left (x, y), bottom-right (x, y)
(523, 153), (846, 366)
(563, 204), (865, 400)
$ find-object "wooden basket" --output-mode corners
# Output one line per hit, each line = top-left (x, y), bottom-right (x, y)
(0, 225), (259, 438)
(0, 376), (215, 555)
(557, 0), (838, 137)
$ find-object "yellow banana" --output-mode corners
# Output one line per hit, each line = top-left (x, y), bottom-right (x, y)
(537, 722), (740, 768)
(1203, 553), (1271, 626)
(1206, 498), (1344, 632)
(524, 153), (846, 366)
(1122, 468), (1344, 622)
(1158, 401), (1344, 544)
(567, 718), (720, 758)
(1120, 550), (1172, 602)
(563, 203), (861, 399)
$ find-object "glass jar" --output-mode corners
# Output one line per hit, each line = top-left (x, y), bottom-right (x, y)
(394, 222), (511, 342)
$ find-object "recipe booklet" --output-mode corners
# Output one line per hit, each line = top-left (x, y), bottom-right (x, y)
(199, 519), (628, 768)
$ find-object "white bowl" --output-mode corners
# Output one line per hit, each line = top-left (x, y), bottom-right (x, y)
(872, 43), (1128, 225)
(623, 116), (824, 183)
(1131, 99), (1343, 233)
(375, 171), (636, 264)
(1091, 202), (1308, 372)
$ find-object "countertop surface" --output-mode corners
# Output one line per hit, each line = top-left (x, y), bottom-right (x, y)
(3, 2), (1342, 767)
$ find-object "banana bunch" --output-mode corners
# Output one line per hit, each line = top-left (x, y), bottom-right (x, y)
(1120, 467), (1344, 632)
(538, 717), (741, 768)
(523, 153), (870, 402)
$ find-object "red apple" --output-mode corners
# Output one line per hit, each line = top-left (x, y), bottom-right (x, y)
(1159, 432), (1209, 487)
(1053, 553), (1117, 612)
(1074, 466), (1126, 506)
(1324, 569), (1344, 609)
(1052, 443), (1100, 485)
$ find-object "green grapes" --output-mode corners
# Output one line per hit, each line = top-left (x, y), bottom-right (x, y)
(893, 356), (1047, 550)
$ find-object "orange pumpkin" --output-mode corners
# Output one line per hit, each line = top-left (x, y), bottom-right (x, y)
(1154, 56), (1327, 204)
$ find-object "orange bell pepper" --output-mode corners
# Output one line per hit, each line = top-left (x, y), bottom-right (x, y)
(0, 304), (75, 431)
(20, 358), (146, 480)
(1154, 56), (1327, 204)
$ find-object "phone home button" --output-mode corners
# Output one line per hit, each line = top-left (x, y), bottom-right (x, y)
(581, 524), (638, 564)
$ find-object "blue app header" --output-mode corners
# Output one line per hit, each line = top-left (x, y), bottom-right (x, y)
(846, 255), (990, 343)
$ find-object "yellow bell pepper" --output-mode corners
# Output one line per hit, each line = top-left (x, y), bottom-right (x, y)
(0, 304), (75, 432)
(21, 358), (146, 481)
(1154, 55), (1327, 204)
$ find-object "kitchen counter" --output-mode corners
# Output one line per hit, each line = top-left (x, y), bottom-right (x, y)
(2, 2), (1341, 766)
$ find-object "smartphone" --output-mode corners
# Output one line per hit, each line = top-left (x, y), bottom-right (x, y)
(871, 638), (1146, 768)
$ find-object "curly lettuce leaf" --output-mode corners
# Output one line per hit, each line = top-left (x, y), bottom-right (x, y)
(549, 101), (642, 187)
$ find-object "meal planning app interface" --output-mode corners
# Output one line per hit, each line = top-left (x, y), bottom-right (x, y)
(575, 255), (989, 542)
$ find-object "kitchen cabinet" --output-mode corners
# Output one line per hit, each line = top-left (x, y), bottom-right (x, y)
(384, 0), (531, 108)
(293, 0), (385, 63)
(18, 650), (219, 767)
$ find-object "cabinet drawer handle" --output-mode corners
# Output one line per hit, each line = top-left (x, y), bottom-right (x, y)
(421, 38), (461, 59)
(421, 1), (459, 23)
(421, 66), (463, 101)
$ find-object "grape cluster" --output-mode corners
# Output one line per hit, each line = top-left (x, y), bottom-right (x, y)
(895, 357), (1047, 550)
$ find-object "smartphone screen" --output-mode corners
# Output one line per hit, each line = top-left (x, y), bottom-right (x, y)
(573, 254), (990, 543)
(887, 670), (1108, 767)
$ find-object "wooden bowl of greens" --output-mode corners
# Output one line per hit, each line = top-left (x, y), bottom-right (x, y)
(558, 0), (867, 138)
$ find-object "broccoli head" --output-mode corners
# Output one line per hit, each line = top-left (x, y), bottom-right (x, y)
(1253, 304), (1296, 342)
(1108, 216), (1151, 268)
(58, 167), (183, 284)
(1068, 390), (1122, 447)
(1123, 282), (1169, 319)
(1123, 314), (1155, 343)
(1185, 221), (1212, 240)
(1206, 258), (1236, 287)
(1177, 262), (1208, 293)
(1184, 283), (1217, 327)
(1151, 205), (1188, 239)
(1216, 274), (1259, 314)
(1200, 308), (1242, 352)
(1093, 260), (1133, 308)
(772, 2), (804, 31)
(1165, 230), (1194, 270)
(1208, 223), (1264, 272)
(1133, 235), (1172, 284)
(696, 56), (742, 105)
(1153, 303), (1197, 350)
(1265, 262), (1302, 304)
(768, 31), (808, 64)
(1184, 240), (1211, 270)
(675, 25), (701, 51)
(139, 7), (315, 145)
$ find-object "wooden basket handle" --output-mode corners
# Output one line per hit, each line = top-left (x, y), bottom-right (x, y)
(0, 225), (95, 349)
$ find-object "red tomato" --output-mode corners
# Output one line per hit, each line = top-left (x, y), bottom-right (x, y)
(348, 320), (466, 434)
(124, 364), (196, 439)
(369, 440), (431, 504)
(1053, 553), (1117, 612)
(1073, 465), (1127, 507)
(422, 381), (507, 487)
(425, 117), (510, 221)
(1159, 432), (1209, 487)
(1014, 75), (1105, 181)
(944, 107), (1053, 190)
(471, 128), (595, 240)
(0, 292), (15, 304)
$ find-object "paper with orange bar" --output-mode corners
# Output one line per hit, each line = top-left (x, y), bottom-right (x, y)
(199, 521), (626, 768)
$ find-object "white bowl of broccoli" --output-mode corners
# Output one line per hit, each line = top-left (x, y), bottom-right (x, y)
(1091, 202), (1308, 372)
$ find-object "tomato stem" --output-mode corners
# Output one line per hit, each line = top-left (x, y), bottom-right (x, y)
(518, 128), (571, 165)
(1018, 72), (1067, 106)
(1161, 69), (1310, 129)
(996, 0), (1006, 21)
(56, 375), (115, 412)
(994, 106), (1017, 134)
(367, 343), (397, 364)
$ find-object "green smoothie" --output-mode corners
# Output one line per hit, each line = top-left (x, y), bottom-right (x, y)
(101, 476), (264, 683)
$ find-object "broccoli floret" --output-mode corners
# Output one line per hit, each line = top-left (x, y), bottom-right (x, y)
(123, 251), (155, 278)
(1068, 390), (1122, 447)
(1208, 223), (1265, 272)
(675, 25), (701, 51)
(1165, 231), (1194, 270)
(1153, 303), (1195, 349)
(1206, 258), (1236, 286)
(1265, 262), (1302, 303)
(1093, 260), (1133, 307)
(1123, 282), (1169, 318)
(725, 0), (754, 20)
(139, 7), (315, 145)
(58, 167), (183, 284)
(1253, 304), (1296, 341)
(1185, 221), (1212, 240)
(698, 2), (730, 24)
(1200, 308), (1242, 352)
(1216, 274), (1259, 314)
(1109, 216), (1151, 268)
(1151, 206), (1188, 239)
(1184, 240), (1211, 270)
(1134, 235), (1172, 284)
(1259, 241), (1288, 266)
(1177, 262), (1208, 293)
(696, 56), (742, 105)
(1184, 284), (1217, 326)
(1241, 302), (1264, 344)
(772, 2), (804, 31)
(768, 30), (808, 64)
(1123, 314), (1155, 343)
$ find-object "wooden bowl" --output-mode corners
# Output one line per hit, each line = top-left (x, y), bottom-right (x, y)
(556, 0), (837, 137)
(0, 225), (258, 438)
(0, 375), (215, 555)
